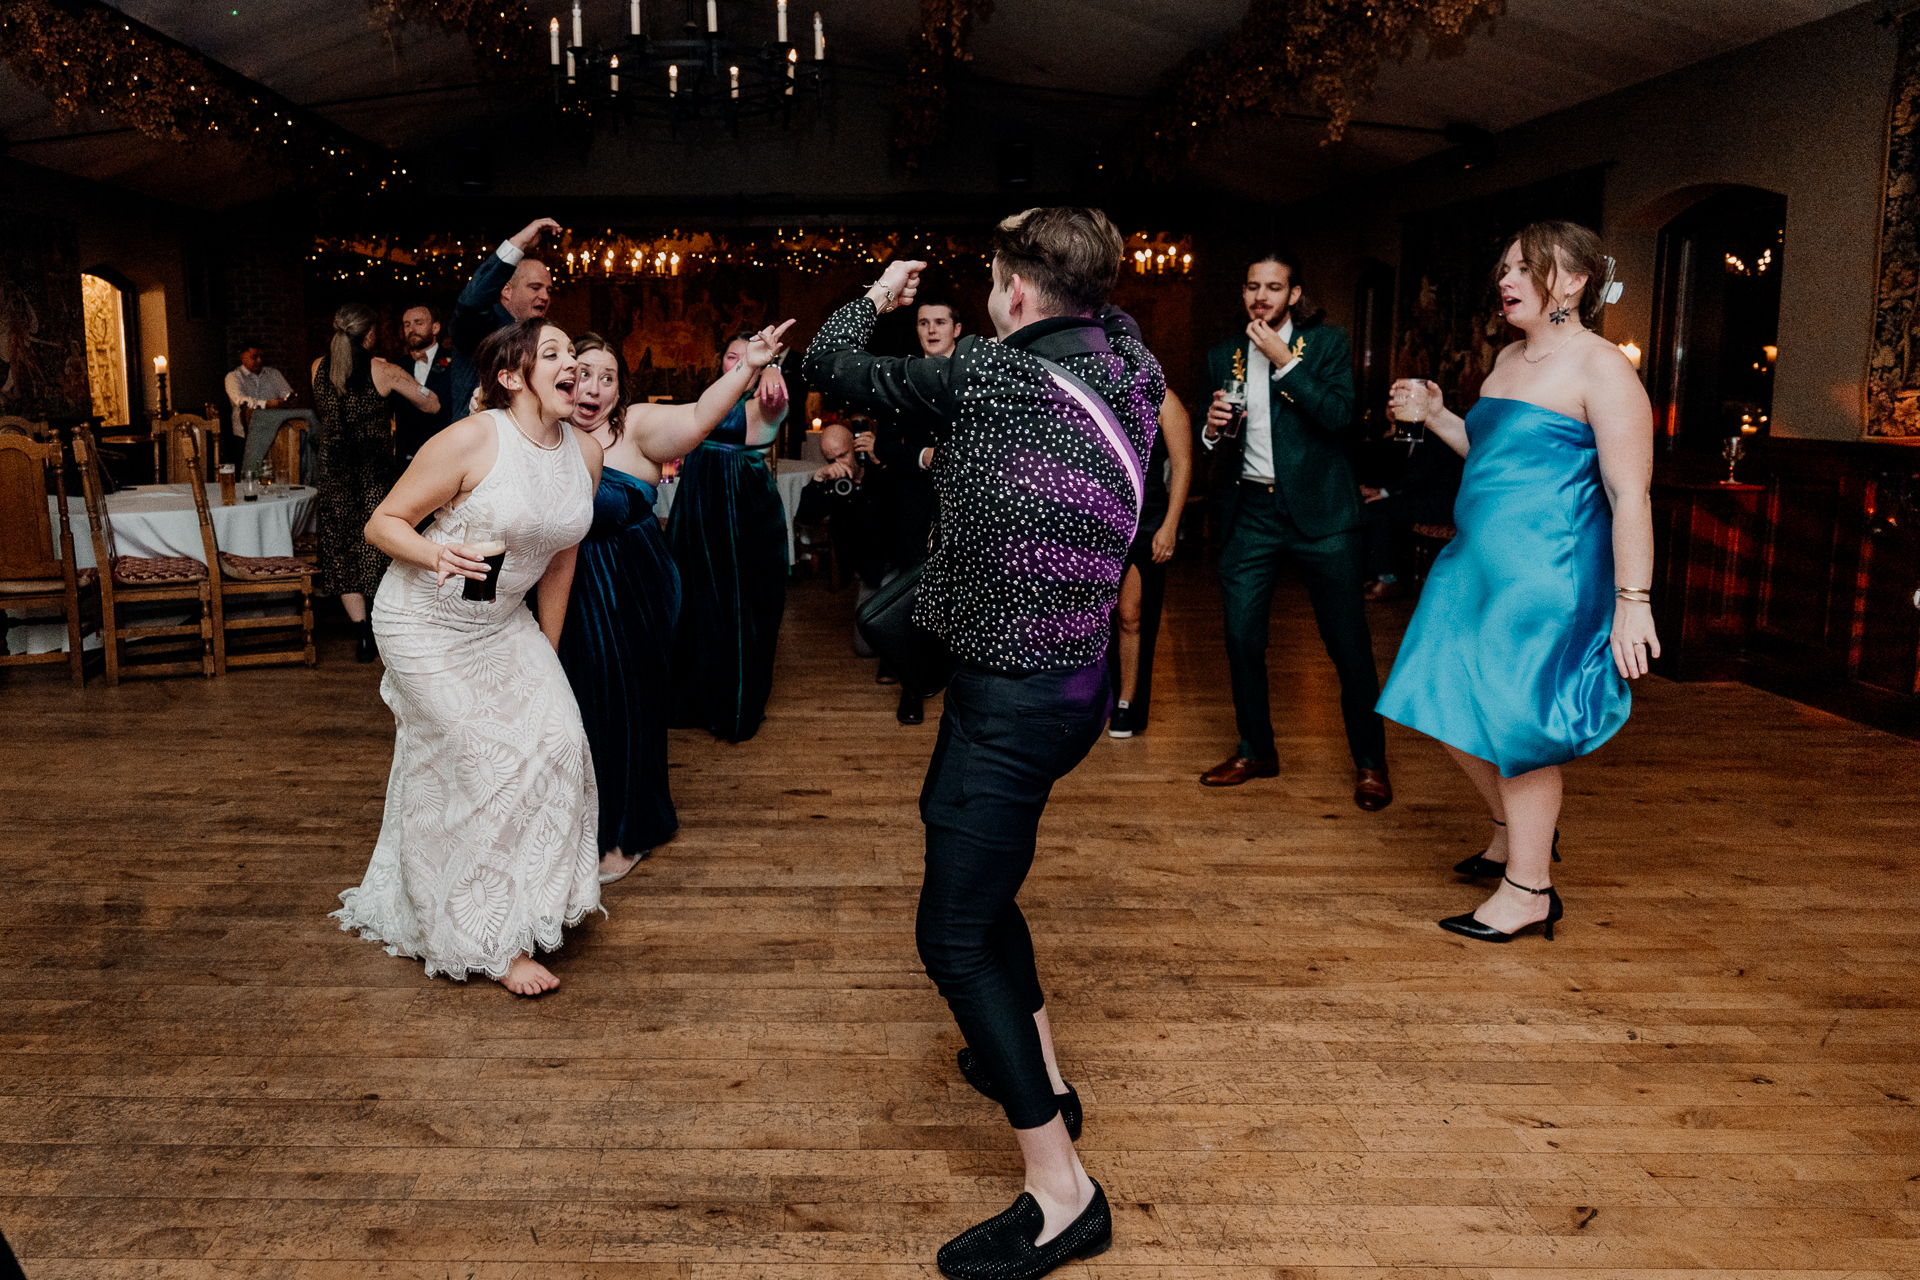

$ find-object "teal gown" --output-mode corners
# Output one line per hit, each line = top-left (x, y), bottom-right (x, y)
(1376, 397), (1630, 778)
(558, 468), (682, 854)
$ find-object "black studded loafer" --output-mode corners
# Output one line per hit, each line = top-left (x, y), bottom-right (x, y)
(936, 1179), (1112, 1280)
(956, 1047), (1082, 1142)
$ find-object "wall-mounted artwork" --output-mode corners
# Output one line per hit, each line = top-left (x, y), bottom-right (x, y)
(590, 265), (779, 404)
(0, 212), (91, 421)
(1396, 166), (1607, 414)
(1867, 9), (1920, 438)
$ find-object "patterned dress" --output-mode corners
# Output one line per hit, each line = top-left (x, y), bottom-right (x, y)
(312, 353), (395, 598)
(332, 410), (601, 981)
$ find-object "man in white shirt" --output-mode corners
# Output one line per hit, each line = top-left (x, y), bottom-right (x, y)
(1196, 250), (1390, 811)
(223, 343), (294, 438)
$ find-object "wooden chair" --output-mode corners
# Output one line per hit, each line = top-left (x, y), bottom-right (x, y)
(179, 435), (316, 673)
(0, 415), (53, 441)
(151, 413), (221, 483)
(0, 432), (98, 686)
(269, 416), (309, 485)
(72, 424), (214, 684)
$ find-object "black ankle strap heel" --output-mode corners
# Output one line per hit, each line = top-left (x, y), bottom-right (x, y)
(1438, 875), (1565, 943)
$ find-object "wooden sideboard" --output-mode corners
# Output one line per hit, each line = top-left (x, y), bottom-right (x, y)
(1652, 438), (1920, 736)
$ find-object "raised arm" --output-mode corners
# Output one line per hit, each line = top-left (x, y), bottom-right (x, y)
(629, 320), (796, 463)
(802, 260), (957, 433)
(1585, 343), (1659, 679)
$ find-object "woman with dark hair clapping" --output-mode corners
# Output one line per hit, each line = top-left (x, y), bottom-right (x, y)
(1378, 221), (1658, 943)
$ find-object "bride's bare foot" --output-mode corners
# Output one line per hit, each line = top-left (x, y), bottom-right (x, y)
(497, 954), (559, 996)
(598, 848), (643, 884)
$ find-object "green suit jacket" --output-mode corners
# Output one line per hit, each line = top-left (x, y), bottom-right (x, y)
(1205, 320), (1362, 540)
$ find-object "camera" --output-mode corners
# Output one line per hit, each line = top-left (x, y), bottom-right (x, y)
(829, 476), (858, 497)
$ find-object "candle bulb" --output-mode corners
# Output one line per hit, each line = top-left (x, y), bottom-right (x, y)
(153, 355), (167, 374)
(707, 0), (717, 32)
(813, 10), (824, 58)
(566, 49), (576, 82)
(631, 0), (640, 35)
(777, 0), (787, 42)
(610, 55), (620, 92)
(571, 0), (582, 46)
(549, 17), (560, 64)
(669, 64), (678, 95)
(730, 64), (739, 99)
(787, 44), (796, 94)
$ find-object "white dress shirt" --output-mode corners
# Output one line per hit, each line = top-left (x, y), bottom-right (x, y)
(224, 364), (293, 437)
(1235, 317), (1298, 482)
(412, 343), (439, 384)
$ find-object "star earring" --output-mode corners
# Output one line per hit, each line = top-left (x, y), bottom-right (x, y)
(1548, 295), (1574, 325)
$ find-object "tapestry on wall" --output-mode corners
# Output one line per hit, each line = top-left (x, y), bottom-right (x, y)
(0, 211), (90, 421)
(1867, 8), (1920, 438)
(589, 265), (779, 404)
(1395, 165), (1607, 412)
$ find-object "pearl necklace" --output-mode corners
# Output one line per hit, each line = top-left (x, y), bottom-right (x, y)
(1521, 329), (1588, 364)
(508, 407), (563, 451)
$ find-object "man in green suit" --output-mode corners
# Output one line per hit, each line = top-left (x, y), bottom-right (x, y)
(1199, 249), (1391, 810)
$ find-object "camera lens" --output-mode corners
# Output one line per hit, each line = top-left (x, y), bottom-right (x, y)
(830, 477), (855, 497)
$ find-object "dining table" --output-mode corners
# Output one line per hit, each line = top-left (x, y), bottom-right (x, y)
(5, 482), (319, 654)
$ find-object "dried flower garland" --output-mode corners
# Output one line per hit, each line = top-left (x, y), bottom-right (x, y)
(0, 0), (395, 188)
(1133, 0), (1502, 178)
(366, 0), (539, 83)
(892, 0), (995, 171)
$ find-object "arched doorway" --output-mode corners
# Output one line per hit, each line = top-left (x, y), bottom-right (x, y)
(1647, 186), (1787, 451)
(80, 270), (135, 426)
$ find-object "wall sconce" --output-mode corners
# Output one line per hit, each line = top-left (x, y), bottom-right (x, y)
(1618, 340), (1641, 370)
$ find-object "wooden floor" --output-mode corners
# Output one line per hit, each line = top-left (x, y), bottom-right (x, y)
(2, 562), (1917, 1280)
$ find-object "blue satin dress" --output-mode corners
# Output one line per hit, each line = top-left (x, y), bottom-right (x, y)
(1376, 397), (1629, 778)
(558, 467), (682, 855)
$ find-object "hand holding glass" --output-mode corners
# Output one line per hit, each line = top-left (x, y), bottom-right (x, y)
(462, 527), (507, 602)
(1219, 378), (1248, 440)
(1388, 379), (1432, 442)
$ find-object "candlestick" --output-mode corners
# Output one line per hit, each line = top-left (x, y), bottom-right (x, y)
(707, 0), (717, 32)
(549, 17), (560, 64)
(631, 0), (640, 35)
(566, 49), (576, 82)
(730, 64), (739, 99)
(571, 0), (582, 46)
(813, 11), (824, 59)
(610, 55), (620, 92)
(787, 45), (796, 94)
(777, 0), (787, 42)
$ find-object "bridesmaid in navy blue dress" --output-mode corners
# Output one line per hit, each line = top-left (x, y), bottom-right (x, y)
(1376, 222), (1659, 942)
(563, 323), (794, 885)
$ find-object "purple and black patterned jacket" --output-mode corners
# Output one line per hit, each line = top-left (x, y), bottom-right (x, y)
(804, 298), (1165, 674)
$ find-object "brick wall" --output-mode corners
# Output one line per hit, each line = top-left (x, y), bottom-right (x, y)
(220, 220), (308, 393)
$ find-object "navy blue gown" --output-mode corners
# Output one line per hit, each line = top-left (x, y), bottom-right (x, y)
(666, 399), (789, 742)
(1377, 397), (1630, 777)
(559, 467), (682, 855)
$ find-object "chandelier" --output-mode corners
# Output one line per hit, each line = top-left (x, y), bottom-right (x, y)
(546, 0), (831, 132)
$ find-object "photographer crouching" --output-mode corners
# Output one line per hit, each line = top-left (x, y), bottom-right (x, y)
(795, 417), (928, 724)
(804, 207), (1165, 1280)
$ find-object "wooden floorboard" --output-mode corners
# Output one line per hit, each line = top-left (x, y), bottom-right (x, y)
(2, 562), (1916, 1279)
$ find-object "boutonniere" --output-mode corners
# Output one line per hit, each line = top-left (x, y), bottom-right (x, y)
(1231, 348), (1246, 381)
(435, 355), (452, 371)
(1290, 334), (1307, 362)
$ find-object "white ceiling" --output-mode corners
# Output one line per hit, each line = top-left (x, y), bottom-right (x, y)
(0, 0), (1871, 207)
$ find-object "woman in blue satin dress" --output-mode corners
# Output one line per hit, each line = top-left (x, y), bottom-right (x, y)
(562, 323), (795, 885)
(667, 331), (794, 743)
(1377, 221), (1660, 943)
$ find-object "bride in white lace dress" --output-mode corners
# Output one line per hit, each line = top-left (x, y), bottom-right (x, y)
(333, 319), (605, 996)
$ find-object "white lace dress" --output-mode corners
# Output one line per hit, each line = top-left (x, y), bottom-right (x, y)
(332, 409), (601, 980)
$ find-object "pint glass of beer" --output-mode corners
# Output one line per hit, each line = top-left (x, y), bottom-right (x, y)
(1220, 377), (1248, 440)
(1389, 378), (1429, 444)
(462, 526), (507, 602)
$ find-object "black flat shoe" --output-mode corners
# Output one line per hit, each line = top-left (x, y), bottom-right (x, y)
(1453, 822), (1559, 878)
(1439, 875), (1564, 942)
(957, 1047), (1082, 1142)
(936, 1179), (1111, 1280)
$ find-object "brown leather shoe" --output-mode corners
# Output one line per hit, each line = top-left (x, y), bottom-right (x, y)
(1353, 766), (1393, 811)
(1363, 579), (1405, 601)
(1200, 754), (1281, 787)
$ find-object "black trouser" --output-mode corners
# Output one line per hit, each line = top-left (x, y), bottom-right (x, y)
(917, 658), (1109, 1130)
(1218, 487), (1386, 768)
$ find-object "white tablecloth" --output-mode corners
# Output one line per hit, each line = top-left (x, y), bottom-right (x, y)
(7, 484), (319, 654)
(651, 459), (817, 566)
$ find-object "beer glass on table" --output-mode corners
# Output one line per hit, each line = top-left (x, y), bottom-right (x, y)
(1219, 377), (1248, 440)
(463, 526), (507, 603)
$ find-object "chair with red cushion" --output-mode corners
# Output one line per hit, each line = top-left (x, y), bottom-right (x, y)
(181, 450), (316, 673)
(0, 431), (100, 686)
(72, 425), (214, 684)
